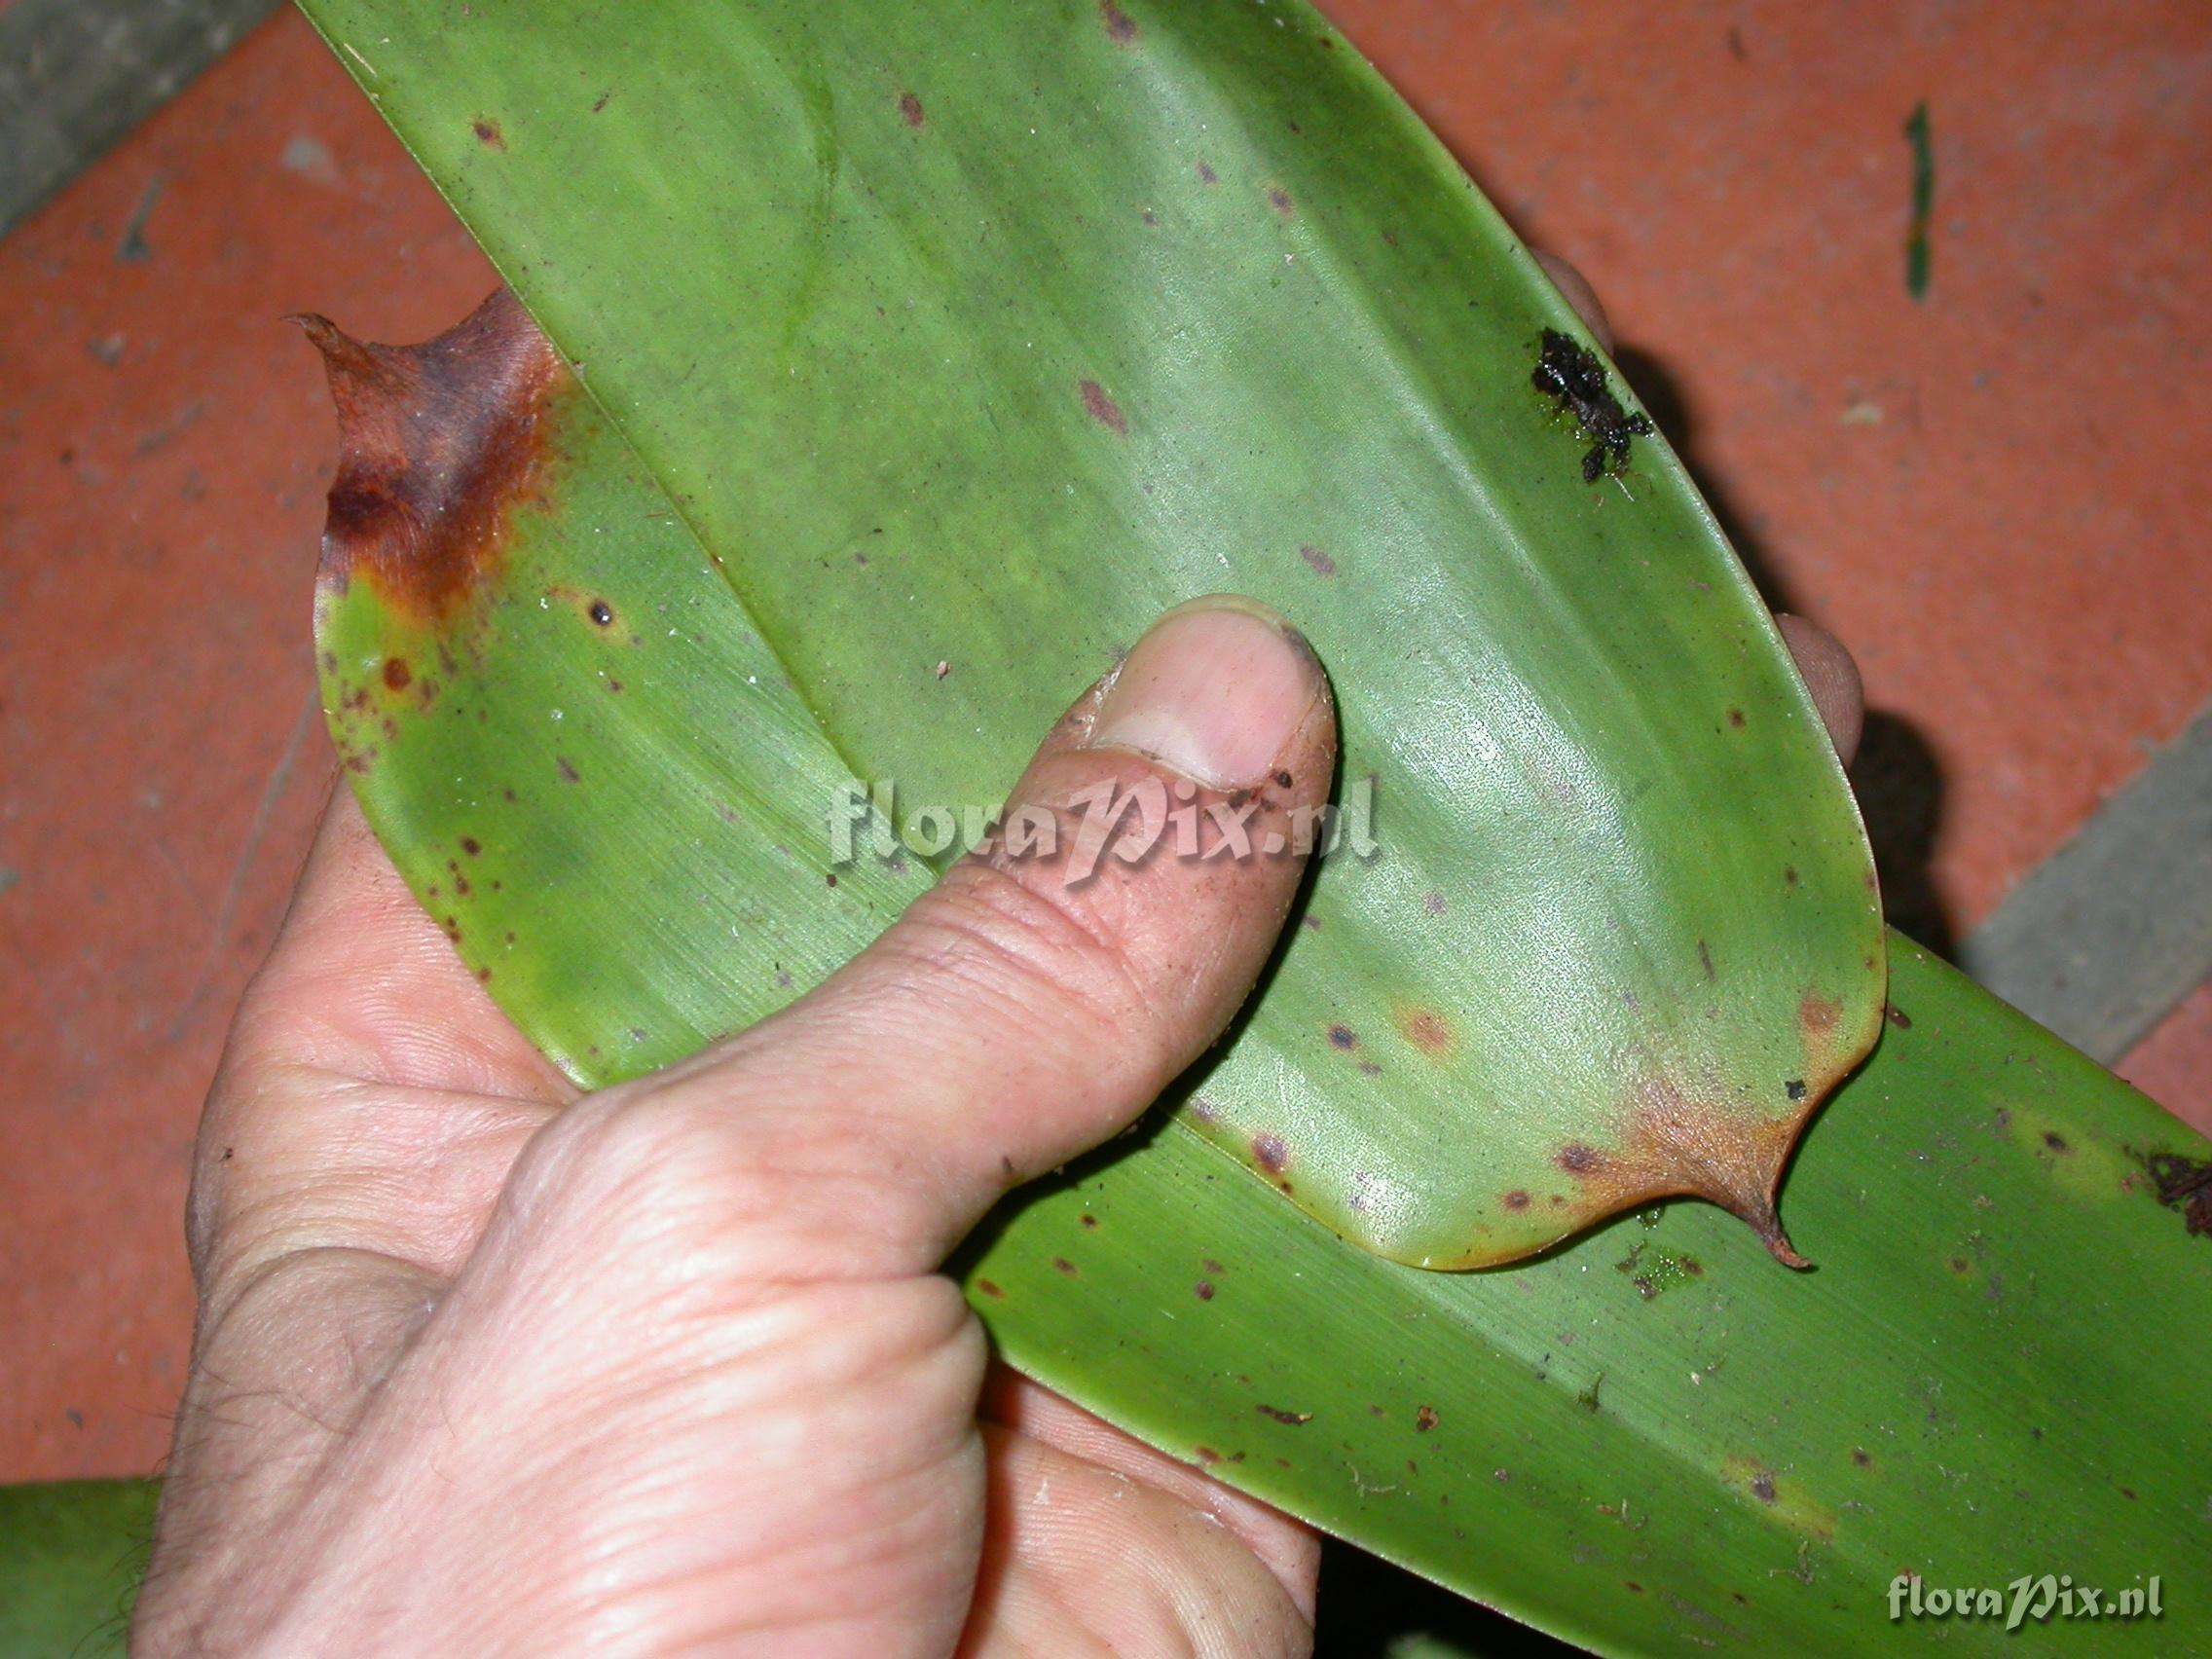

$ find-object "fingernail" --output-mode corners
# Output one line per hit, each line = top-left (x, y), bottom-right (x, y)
(1088, 595), (1322, 790)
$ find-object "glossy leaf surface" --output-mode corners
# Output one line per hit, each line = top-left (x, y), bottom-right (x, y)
(300, 0), (1885, 1270)
(294, 283), (2212, 1659)
(281, 2), (2212, 1651)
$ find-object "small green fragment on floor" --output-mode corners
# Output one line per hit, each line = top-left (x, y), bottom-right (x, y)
(1904, 100), (1935, 299)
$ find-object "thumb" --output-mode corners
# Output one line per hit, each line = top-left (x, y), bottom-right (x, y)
(649, 594), (1335, 1273)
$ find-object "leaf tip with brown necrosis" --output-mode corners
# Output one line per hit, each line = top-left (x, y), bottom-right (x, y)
(294, 288), (568, 625)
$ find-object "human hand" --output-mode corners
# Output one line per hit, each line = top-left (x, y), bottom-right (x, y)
(139, 262), (1863, 1657)
(139, 594), (1340, 1655)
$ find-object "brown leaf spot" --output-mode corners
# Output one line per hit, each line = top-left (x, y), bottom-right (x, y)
(1697, 938), (1715, 980)
(1502, 1190), (1531, 1211)
(1195, 1279), (1215, 1301)
(2043, 1131), (2070, 1155)
(1783, 866), (1800, 887)
(1298, 543), (1337, 577)
(460, 836), (481, 857)
(381, 656), (412, 691)
(975, 1278), (1005, 1299)
(556, 756), (580, 785)
(1196, 158), (1218, 185)
(471, 118), (504, 149)
(1884, 1003), (1913, 1030)
(1727, 707), (1746, 728)
(1051, 1256), (1079, 1276)
(588, 599), (614, 626)
(1852, 1449), (1873, 1467)
(1256, 1404), (1311, 1426)
(1252, 1132), (1290, 1173)
(1267, 185), (1295, 217)
(1799, 992), (1840, 1039)
(898, 92), (925, 129)
(1750, 1471), (1777, 1503)
(1099, 0), (1137, 41)
(1079, 379), (1126, 434)
(1395, 1006), (1457, 1059)
(1557, 1144), (1602, 1175)
(1416, 1405), (1438, 1432)
(296, 289), (565, 625)
(1327, 1023), (1357, 1051)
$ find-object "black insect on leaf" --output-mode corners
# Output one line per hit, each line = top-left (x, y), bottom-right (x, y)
(1531, 327), (1654, 483)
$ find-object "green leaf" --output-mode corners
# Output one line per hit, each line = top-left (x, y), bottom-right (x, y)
(282, 1), (2212, 1651)
(0, 1479), (157, 1657)
(300, 0), (1884, 1271)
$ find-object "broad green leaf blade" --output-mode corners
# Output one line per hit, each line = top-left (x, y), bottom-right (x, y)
(291, 289), (2212, 1659)
(277, 2), (2212, 1652)
(297, 0), (1884, 1269)
(970, 938), (2212, 1652)
(0, 1479), (157, 1657)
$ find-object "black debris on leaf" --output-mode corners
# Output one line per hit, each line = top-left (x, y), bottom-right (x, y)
(2148, 1152), (2212, 1238)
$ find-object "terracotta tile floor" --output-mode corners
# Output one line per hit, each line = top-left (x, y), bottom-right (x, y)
(3, 1), (2207, 1484)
